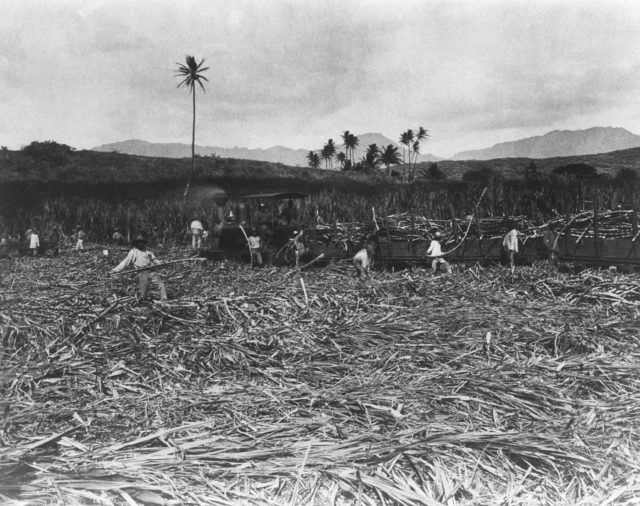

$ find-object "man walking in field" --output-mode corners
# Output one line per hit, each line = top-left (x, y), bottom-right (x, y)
(502, 223), (519, 274)
(110, 234), (167, 301)
(427, 231), (452, 275)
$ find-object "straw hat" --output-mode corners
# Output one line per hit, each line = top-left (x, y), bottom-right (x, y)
(131, 234), (148, 247)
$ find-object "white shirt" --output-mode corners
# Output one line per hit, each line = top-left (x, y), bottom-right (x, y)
(29, 233), (40, 249)
(248, 235), (261, 250)
(111, 248), (158, 272)
(427, 240), (442, 257)
(190, 220), (203, 231)
(503, 229), (519, 252)
(353, 248), (370, 268)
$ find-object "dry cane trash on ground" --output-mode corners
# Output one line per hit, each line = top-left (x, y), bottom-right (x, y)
(1, 247), (640, 505)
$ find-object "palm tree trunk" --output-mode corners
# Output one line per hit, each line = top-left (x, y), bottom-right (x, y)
(184, 88), (196, 198)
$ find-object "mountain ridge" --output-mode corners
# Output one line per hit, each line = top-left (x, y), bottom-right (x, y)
(453, 126), (640, 160)
(92, 134), (442, 166)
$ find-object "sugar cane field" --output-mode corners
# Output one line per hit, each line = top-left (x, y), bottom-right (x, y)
(2, 242), (640, 506)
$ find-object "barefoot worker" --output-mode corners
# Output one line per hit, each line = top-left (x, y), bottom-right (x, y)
(110, 234), (167, 301)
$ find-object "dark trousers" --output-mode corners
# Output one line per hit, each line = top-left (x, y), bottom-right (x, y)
(138, 271), (167, 300)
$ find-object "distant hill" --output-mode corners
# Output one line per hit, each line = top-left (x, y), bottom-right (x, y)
(453, 127), (640, 160)
(92, 133), (442, 166)
(430, 145), (640, 180)
(92, 139), (311, 167)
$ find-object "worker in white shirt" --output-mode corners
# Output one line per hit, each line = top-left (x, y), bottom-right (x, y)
(247, 229), (262, 267)
(190, 219), (204, 250)
(110, 234), (167, 301)
(502, 224), (519, 274)
(427, 231), (451, 274)
(353, 241), (375, 279)
(29, 228), (40, 256)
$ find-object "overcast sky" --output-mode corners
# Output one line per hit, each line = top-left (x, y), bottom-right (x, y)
(2, 0), (640, 157)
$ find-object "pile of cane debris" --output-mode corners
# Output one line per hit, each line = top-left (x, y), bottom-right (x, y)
(1, 248), (640, 505)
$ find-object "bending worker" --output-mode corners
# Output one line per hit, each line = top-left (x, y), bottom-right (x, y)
(353, 241), (375, 279)
(110, 234), (167, 301)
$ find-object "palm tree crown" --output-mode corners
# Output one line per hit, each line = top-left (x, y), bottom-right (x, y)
(176, 56), (209, 92)
(307, 151), (321, 170)
(379, 144), (402, 176)
(362, 144), (381, 172)
(342, 130), (359, 165)
(321, 139), (337, 170)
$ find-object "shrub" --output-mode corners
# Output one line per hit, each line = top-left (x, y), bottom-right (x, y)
(22, 141), (74, 166)
(552, 163), (598, 179)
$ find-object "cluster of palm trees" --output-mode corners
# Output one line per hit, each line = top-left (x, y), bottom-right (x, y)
(173, 56), (430, 187)
(307, 127), (428, 180)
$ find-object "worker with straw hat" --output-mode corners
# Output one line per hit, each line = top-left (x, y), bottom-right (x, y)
(110, 234), (167, 301)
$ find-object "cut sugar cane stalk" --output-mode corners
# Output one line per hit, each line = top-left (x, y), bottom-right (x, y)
(109, 257), (205, 276)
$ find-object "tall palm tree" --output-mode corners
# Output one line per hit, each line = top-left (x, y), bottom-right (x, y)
(175, 55), (209, 198)
(307, 151), (321, 170)
(342, 131), (352, 163)
(412, 126), (428, 165)
(410, 127), (428, 181)
(346, 133), (359, 164)
(321, 143), (332, 170)
(325, 139), (337, 170)
(399, 129), (414, 165)
(379, 144), (402, 176)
